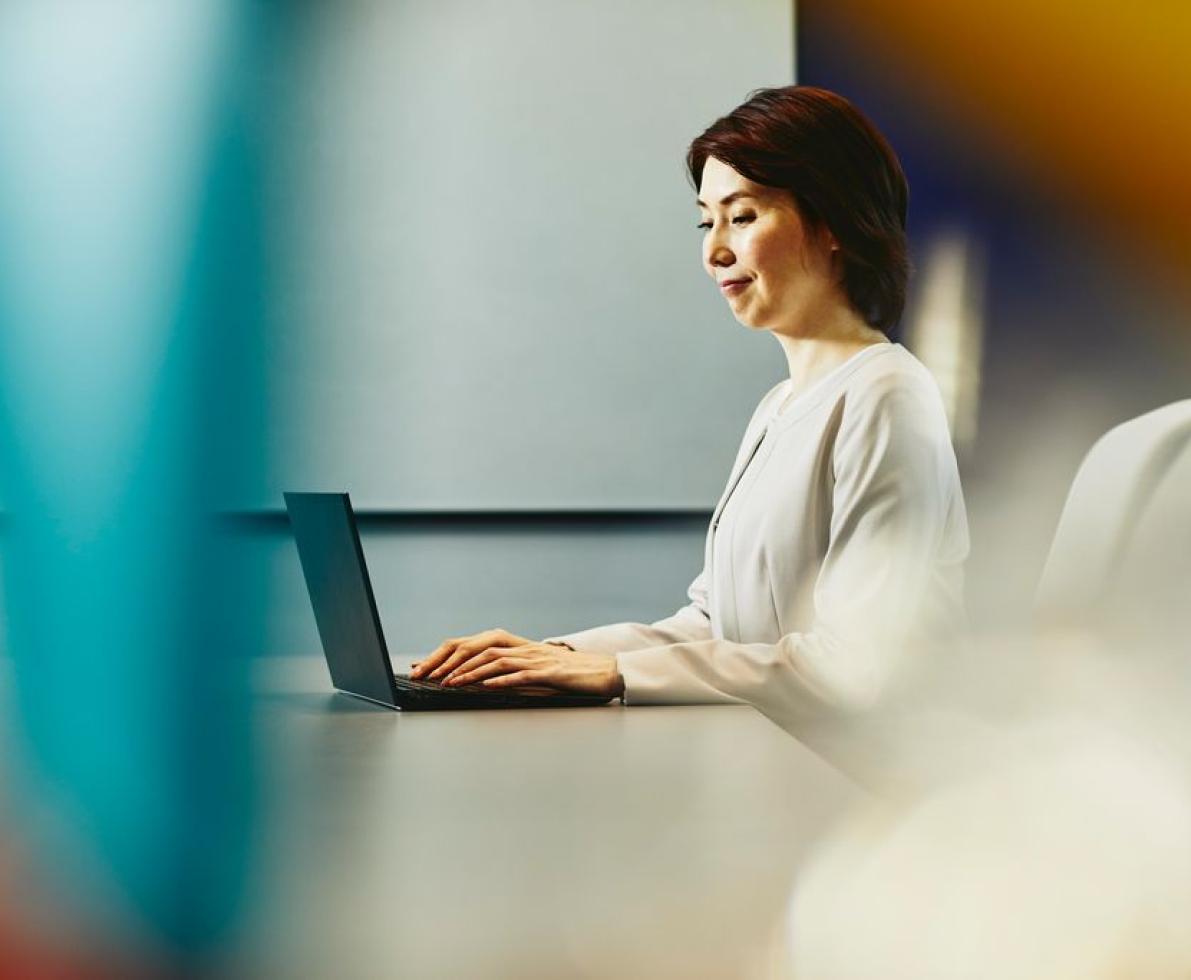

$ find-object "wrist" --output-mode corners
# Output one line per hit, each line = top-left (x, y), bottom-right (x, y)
(609, 660), (625, 699)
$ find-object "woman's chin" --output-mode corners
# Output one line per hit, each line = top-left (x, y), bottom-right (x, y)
(732, 313), (767, 331)
(727, 300), (771, 331)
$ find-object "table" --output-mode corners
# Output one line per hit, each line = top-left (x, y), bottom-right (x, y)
(243, 658), (862, 979)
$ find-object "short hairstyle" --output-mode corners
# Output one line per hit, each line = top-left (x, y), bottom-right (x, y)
(687, 86), (910, 335)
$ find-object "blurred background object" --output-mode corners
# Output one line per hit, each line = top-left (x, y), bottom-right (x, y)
(902, 229), (985, 454)
(820, 0), (1191, 295)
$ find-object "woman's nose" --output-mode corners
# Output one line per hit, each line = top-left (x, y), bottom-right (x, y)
(704, 233), (734, 272)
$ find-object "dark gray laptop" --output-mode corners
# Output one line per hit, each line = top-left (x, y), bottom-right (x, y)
(284, 491), (613, 710)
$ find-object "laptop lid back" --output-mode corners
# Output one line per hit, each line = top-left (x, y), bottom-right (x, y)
(284, 492), (397, 706)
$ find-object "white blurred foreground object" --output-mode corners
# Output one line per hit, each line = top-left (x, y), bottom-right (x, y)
(766, 402), (1191, 977)
(784, 725), (1191, 979)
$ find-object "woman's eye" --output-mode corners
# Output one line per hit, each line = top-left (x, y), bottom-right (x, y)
(697, 213), (754, 230)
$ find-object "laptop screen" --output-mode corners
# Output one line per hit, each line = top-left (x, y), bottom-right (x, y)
(284, 492), (396, 706)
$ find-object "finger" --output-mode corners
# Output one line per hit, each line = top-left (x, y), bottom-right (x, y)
(428, 630), (518, 680)
(481, 668), (549, 689)
(442, 643), (536, 684)
(415, 629), (534, 677)
(410, 637), (462, 678)
(428, 644), (487, 681)
(443, 638), (553, 683)
(441, 648), (509, 685)
(448, 655), (530, 687)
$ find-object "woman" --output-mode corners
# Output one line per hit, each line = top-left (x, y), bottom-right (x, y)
(409, 86), (968, 730)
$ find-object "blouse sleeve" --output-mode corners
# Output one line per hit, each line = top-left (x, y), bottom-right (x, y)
(542, 566), (713, 654)
(541, 382), (788, 657)
(614, 380), (968, 734)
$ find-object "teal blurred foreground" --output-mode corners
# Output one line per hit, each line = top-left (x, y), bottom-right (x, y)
(0, 3), (265, 972)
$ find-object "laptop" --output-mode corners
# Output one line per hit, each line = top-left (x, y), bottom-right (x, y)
(283, 491), (614, 710)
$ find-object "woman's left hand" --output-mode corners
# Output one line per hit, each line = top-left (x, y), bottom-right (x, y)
(443, 643), (624, 699)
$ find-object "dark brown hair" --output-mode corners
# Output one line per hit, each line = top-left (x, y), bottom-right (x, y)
(688, 86), (910, 335)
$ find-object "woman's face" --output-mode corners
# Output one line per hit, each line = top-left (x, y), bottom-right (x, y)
(697, 156), (837, 333)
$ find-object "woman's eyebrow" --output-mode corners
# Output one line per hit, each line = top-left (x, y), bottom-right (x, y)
(695, 190), (757, 209)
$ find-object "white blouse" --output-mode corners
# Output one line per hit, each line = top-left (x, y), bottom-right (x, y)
(548, 343), (969, 734)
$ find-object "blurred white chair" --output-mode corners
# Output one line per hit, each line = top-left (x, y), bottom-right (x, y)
(1036, 399), (1191, 632)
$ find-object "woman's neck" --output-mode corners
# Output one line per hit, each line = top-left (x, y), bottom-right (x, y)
(773, 302), (889, 400)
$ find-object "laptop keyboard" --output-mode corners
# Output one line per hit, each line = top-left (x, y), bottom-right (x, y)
(388, 672), (610, 709)
(393, 673), (490, 694)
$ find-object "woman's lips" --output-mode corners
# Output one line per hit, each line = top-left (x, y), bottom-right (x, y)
(720, 278), (751, 295)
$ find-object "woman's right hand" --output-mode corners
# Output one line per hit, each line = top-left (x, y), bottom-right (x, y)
(409, 628), (540, 682)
